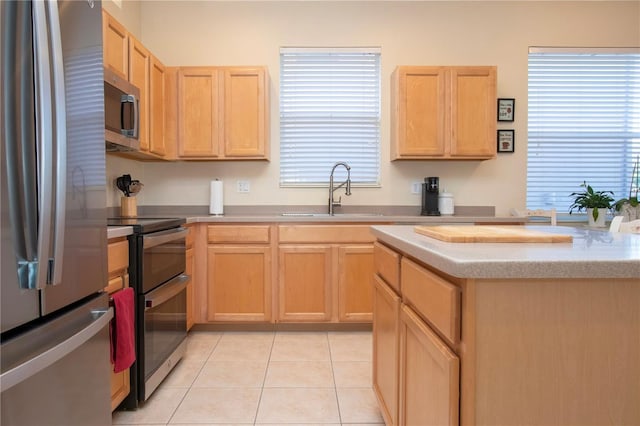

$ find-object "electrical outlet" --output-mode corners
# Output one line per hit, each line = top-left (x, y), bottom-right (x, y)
(411, 181), (422, 194)
(236, 180), (250, 193)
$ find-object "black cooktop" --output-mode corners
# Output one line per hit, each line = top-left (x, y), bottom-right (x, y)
(107, 217), (186, 234)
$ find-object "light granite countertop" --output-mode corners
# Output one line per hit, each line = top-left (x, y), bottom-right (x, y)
(371, 225), (640, 279)
(107, 226), (133, 239)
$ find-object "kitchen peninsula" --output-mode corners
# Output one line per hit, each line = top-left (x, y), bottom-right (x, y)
(371, 225), (639, 426)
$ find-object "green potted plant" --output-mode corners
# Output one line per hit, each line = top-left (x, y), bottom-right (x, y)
(569, 181), (614, 227)
(614, 156), (639, 221)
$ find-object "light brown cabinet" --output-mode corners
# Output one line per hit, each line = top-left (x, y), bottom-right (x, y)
(391, 65), (496, 160)
(102, 10), (167, 160)
(338, 245), (374, 322)
(278, 245), (333, 321)
(176, 66), (269, 160)
(102, 10), (128, 80)
(373, 274), (401, 426)
(373, 242), (460, 426)
(185, 224), (195, 331)
(373, 238), (640, 426)
(205, 225), (272, 322)
(106, 237), (130, 411)
(177, 68), (221, 158)
(278, 225), (376, 323)
(128, 36), (150, 152)
(399, 304), (459, 426)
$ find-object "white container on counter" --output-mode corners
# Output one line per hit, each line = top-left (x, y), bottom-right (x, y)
(438, 191), (455, 215)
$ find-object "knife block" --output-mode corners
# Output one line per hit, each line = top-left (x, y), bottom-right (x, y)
(120, 197), (137, 217)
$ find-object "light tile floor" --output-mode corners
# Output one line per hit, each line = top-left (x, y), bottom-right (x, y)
(112, 331), (384, 426)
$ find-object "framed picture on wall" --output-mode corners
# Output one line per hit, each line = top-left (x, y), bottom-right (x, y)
(497, 98), (515, 121)
(497, 129), (515, 153)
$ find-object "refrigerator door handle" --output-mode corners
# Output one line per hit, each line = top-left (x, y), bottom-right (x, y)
(0, 307), (113, 393)
(32, 0), (54, 290)
(3, 0), (40, 290)
(46, 0), (67, 286)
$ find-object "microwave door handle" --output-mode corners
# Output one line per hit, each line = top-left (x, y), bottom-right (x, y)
(32, 0), (54, 289)
(47, 0), (67, 286)
(120, 94), (138, 138)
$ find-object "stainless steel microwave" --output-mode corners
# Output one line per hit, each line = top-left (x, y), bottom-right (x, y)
(104, 67), (140, 152)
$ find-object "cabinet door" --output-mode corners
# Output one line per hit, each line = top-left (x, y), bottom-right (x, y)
(207, 246), (271, 322)
(149, 56), (166, 157)
(185, 247), (194, 330)
(278, 245), (333, 321)
(338, 244), (374, 322)
(178, 68), (221, 158)
(128, 36), (150, 152)
(392, 66), (446, 159)
(102, 10), (128, 80)
(223, 67), (268, 158)
(399, 305), (459, 426)
(373, 275), (401, 426)
(449, 66), (496, 158)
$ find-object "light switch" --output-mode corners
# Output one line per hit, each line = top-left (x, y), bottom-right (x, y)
(237, 180), (250, 193)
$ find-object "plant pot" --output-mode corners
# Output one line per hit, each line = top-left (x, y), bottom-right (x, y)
(587, 208), (607, 227)
(618, 203), (640, 222)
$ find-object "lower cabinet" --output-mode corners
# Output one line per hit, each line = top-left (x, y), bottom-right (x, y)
(277, 225), (377, 323)
(206, 225), (272, 322)
(107, 237), (130, 411)
(373, 275), (401, 426)
(399, 305), (459, 426)
(373, 241), (460, 426)
(185, 224), (195, 330)
(194, 223), (379, 324)
(338, 245), (375, 321)
(278, 245), (333, 321)
(207, 246), (272, 322)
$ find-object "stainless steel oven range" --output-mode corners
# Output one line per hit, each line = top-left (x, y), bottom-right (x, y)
(107, 217), (189, 409)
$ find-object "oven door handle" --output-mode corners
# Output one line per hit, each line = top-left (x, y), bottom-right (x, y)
(143, 227), (188, 249)
(145, 274), (189, 310)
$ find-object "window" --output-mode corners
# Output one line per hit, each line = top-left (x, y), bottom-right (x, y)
(279, 47), (381, 186)
(527, 47), (640, 211)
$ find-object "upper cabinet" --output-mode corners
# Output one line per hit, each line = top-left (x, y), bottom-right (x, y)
(175, 66), (269, 160)
(102, 10), (128, 80)
(177, 68), (221, 158)
(102, 10), (168, 161)
(391, 66), (497, 160)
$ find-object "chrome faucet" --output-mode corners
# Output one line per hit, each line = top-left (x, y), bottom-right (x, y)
(328, 162), (352, 215)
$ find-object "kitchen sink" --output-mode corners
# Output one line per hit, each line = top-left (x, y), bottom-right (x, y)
(280, 212), (384, 217)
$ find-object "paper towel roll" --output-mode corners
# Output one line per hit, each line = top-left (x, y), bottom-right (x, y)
(209, 180), (224, 215)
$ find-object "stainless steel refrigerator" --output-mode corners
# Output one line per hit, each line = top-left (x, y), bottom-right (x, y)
(1, 1), (113, 425)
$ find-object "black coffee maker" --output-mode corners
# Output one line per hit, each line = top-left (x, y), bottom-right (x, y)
(421, 177), (440, 216)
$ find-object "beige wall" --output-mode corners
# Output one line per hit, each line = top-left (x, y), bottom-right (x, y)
(105, 1), (639, 215)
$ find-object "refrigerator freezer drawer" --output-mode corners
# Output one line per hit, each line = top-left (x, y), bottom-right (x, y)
(1, 294), (113, 426)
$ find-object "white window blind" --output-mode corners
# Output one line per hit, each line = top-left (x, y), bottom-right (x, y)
(280, 47), (381, 186)
(527, 47), (640, 211)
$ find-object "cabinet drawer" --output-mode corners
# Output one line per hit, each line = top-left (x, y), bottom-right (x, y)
(401, 258), (460, 346)
(207, 225), (270, 243)
(108, 239), (129, 276)
(374, 242), (400, 292)
(279, 225), (375, 244)
(105, 275), (123, 294)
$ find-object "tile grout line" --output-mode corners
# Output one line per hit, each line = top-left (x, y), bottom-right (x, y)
(327, 331), (344, 426)
(165, 331), (223, 425)
(253, 330), (276, 425)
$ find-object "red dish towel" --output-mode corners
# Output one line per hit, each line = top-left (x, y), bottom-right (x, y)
(110, 287), (135, 373)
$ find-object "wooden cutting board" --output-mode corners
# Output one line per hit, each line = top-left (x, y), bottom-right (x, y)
(414, 225), (573, 243)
